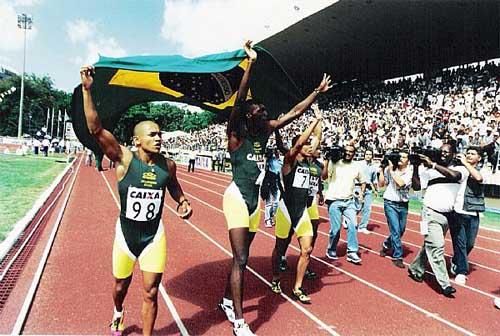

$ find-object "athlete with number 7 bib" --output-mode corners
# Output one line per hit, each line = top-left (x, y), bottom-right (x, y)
(80, 65), (192, 336)
(269, 106), (323, 304)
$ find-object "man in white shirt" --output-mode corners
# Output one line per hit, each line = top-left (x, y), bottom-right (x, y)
(408, 144), (461, 297)
(449, 147), (484, 285)
(378, 150), (419, 268)
(322, 144), (366, 264)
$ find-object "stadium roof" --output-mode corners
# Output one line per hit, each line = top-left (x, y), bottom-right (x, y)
(260, 0), (500, 94)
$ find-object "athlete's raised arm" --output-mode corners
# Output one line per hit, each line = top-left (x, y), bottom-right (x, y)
(269, 74), (332, 131)
(80, 65), (129, 164)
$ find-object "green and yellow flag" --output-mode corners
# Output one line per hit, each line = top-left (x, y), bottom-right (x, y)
(70, 46), (302, 152)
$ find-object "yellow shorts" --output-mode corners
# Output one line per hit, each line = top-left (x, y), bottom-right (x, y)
(112, 219), (166, 279)
(275, 199), (313, 239)
(307, 195), (320, 220)
(223, 182), (261, 232)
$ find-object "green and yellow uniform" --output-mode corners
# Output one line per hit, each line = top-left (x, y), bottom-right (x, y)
(113, 154), (169, 278)
(223, 134), (268, 232)
(275, 160), (313, 239)
(307, 159), (324, 220)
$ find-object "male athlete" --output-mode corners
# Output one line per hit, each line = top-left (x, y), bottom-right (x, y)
(80, 66), (192, 336)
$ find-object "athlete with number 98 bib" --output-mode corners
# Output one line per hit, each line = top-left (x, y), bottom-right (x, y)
(80, 65), (192, 336)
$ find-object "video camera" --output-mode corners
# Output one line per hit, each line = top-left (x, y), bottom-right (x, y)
(408, 147), (441, 165)
(381, 151), (400, 169)
(323, 146), (344, 163)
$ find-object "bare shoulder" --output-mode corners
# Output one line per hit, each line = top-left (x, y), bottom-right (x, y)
(165, 157), (177, 174)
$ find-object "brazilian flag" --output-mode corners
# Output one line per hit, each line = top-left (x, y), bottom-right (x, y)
(70, 46), (303, 152)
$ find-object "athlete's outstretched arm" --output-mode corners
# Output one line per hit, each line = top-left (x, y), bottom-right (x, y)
(282, 108), (323, 176)
(269, 74), (332, 131)
(227, 40), (257, 141)
(80, 66), (126, 163)
(166, 159), (193, 219)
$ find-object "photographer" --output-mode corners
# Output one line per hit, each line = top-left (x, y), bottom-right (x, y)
(449, 147), (484, 285)
(378, 150), (418, 268)
(322, 143), (365, 264)
(408, 143), (461, 297)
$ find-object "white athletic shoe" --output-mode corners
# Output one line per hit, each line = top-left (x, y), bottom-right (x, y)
(494, 297), (500, 309)
(233, 322), (256, 336)
(358, 228), (370, 234)
(454, 274), (467, 286)
(218, 302), (235, 323)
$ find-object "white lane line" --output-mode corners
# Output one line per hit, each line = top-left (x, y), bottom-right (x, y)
(101, 172), (189, 336)
(12, 157), (82, 335)
(177, 172), (500, 272)
(181, 188), (476, 336)
(186, 169), (500, 240)
(161, 203), (340, 336)
(177, 177), (500, 299)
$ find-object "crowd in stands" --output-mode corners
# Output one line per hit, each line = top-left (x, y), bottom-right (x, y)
(168, 61), (500, 183)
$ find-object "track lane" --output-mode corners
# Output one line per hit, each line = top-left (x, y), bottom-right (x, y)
(177, 168), (500, 335)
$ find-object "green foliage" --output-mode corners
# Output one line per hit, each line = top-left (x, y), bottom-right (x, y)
(113, 102), (218, 143)
(0, 155), (67, 242)
(0, 74), (71, 137)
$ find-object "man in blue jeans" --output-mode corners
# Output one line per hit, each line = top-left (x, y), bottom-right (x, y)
(378, 150), (418, 268)
(322, 144), (365, 264)
(449, 147), (484, 285)
(358, 149), (378, 234)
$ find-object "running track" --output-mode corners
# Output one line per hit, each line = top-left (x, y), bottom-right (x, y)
(0, 156), (499, 335)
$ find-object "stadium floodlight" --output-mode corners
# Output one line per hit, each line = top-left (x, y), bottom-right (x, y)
(17, 13), (33, 139)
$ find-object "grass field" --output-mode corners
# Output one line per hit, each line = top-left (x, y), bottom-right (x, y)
(0, 154), (68, 242)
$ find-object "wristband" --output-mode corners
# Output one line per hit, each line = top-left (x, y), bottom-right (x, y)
(176, 199), (190, 212)
(314, 88), (321, 94)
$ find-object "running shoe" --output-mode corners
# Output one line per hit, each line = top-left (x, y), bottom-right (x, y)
(279, 258), (289, 272)
(218, 301), (235, 323)
(110, 311), (124, 336)
(325, 250), (338, 260)
(454, 274), (467, 285)
(450, 261), (457, 276)
(442, 286), (457, 297)
(304, 269), (317, 280)
(379, 241), (390, 257)
(292, 287), (311, 304)
(233, 322), (256, 336)
(358, 228), (370, 235)
(346, 252), (362, 265)
(270, 280), (282, 294)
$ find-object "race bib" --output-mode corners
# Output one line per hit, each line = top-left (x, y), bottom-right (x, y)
(125, 187), (163, 222)
(309, 176), (320, 194)
(292, 166), (310, 189)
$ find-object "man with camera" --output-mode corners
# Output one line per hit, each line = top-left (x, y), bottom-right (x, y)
(408, 143), (461, 297)
(378, 150), (419, 268)
(449, 147), (484, 285)
(322, 143), (365, 264)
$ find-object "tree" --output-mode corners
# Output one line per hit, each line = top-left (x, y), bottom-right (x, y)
(0, 74), (71, 137)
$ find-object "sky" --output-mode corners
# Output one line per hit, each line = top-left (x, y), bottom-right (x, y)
(0, 0), (335, 93)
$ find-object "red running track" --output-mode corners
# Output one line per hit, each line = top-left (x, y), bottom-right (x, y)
(0, 162), (498, 335)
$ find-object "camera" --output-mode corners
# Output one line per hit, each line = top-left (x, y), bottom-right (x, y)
(323, 146), (344, 163)
(408, 147), (441, 165)
(381, 151), (401, 169)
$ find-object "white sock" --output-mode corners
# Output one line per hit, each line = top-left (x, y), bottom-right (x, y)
(234, 318), (245, 327)
(222, 298), (233, 307)
(113, 307), (123, 318)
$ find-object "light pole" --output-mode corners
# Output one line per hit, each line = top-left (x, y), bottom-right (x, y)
(17, 13), (33, 139)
